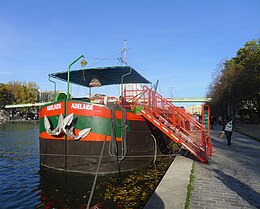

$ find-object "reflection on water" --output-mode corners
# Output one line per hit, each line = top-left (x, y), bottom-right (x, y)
(36, 170), (95, 208)
(0, 122), (100, 209)
(0, 122), (40, 209)
(0, 122), (175, 209)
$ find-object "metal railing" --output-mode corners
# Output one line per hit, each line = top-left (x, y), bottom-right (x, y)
(122, 86), (207, 153)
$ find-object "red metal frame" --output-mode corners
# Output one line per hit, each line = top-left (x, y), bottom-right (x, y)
(122, 86), (212, 163)
(202, 104), (213, 156)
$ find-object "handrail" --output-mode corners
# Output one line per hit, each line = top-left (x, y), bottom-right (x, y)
(156, 90), (206, 149)
(123, 85), (208, 154)
(122, 87), (150, 108)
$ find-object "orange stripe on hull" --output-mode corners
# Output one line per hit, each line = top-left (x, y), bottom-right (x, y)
(123, 112), (145, 121)
(39, 101), (145, 122)
(67, 101), (146, 121)
(40, 131), (122, 142)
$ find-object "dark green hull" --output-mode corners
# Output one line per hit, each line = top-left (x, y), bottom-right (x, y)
(39, 100), (163, 174)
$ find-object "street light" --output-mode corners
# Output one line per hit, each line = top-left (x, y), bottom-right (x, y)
(67, 55), (85, 98)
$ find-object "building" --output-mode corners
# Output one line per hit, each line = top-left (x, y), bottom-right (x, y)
(188, 105), (202, 115)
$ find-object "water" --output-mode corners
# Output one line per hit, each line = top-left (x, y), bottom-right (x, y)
(0, 122), (104, 209)
(0, 122), (175, 209)
(0, 122), (40, 208)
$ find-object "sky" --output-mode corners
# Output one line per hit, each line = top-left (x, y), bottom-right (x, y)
(0, 0), (259, 103)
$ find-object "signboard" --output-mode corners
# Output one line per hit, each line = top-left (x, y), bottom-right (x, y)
(202, 105), (210, 141)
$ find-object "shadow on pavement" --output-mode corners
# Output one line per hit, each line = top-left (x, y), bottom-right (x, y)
(213, 169), (260, 208)
(210, 134), (260, 177)
(144, 192), (165, 209)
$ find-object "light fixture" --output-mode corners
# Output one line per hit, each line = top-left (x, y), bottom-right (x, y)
(81, 59), (87, 68)
(89, 76), (101, 87)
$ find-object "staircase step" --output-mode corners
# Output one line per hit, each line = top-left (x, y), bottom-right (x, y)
(137, 88), (209, 163)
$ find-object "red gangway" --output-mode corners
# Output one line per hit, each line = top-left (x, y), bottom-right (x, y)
(122, 86), (212, 163)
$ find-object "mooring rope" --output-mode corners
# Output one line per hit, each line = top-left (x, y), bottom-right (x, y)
(151, 134), (158, 163)
(108, 106), (128, 163)
(86, 110), (111, 209)
(117, 107), (128, 162)
(108, 106), (118, 160)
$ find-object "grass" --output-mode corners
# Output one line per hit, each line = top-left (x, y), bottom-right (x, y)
(185, 161), (195, 209)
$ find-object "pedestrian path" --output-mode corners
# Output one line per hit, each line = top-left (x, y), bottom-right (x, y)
(235, 122), (260, 141)
(190, 127), (260, 209)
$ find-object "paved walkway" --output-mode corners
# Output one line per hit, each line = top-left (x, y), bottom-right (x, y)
(190, 127), (260, 209)
(235, 123), (260, 141)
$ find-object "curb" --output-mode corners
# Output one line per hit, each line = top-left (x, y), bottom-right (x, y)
(144, 156), (193, 209)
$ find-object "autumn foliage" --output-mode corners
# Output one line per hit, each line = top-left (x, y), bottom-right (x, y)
(207, 39), (260, 122)
(0, 81), (39, 108)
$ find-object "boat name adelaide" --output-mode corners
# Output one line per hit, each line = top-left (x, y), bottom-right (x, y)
(47, 103), (62, 111)
(46, 103), (94, 111)
(71, 103), (94, 111)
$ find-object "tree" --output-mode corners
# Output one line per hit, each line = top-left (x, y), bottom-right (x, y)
(1, 81), (40, 119)
(5, 81), (39, 104)
(0, 84), (14, 108)
(208, 39), (260, 122)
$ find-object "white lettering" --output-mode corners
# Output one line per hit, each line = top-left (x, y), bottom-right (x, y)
(71, 103), (93, 111)
(47, 103), (61, 111)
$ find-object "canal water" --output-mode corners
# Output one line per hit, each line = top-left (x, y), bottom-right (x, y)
(0, 122), (175, 209)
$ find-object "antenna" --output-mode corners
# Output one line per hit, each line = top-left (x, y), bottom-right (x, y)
(120, 39), (132, 65)
(123, 39), (127, 65)
(154, 80), (159, 92)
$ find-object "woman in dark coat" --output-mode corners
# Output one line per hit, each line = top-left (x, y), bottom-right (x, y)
(222, 117), (233, 145)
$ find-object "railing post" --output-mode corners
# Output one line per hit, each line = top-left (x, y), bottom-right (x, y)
(151, 89), (154, 109)
(163, 99), (166, 115)
(172, 106), (176, 127)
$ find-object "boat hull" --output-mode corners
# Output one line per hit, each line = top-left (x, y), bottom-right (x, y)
(39, 100), (156, 174)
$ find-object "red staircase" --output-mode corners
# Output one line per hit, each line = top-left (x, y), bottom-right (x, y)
(123, 86), (212, 163)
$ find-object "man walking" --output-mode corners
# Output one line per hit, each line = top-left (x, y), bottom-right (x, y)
(222, 117), (233, 145)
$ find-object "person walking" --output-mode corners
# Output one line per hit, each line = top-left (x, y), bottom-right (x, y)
(218, 115), (222, 126)
(210, 116), (214, 129)
(222, 117), (233, 145)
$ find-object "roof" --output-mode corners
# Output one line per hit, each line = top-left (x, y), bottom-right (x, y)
(49, 66), (151, 87)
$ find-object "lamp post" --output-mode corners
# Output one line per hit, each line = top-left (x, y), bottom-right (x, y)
(64, 55), (85, 172)
(67, 55), (85, 98)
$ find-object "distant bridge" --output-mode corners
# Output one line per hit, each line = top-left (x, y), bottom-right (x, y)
(167, 97), (211, 103)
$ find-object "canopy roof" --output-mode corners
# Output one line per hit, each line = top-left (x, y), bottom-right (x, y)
(49, 66), (151, 87)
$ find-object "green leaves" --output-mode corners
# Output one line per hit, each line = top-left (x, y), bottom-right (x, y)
(208, 39), (260, 121)
(0, 84), (14, 108)
(0, 81), (39, 107)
